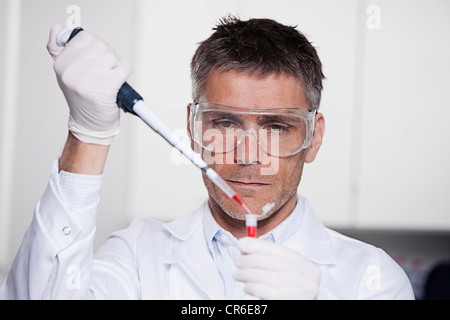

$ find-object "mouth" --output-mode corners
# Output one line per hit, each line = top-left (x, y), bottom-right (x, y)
(227, 179), (270, 188)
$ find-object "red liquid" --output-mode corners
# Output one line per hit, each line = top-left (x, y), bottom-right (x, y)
(247, 226), (257, 238)
(232, 194), (252, 214)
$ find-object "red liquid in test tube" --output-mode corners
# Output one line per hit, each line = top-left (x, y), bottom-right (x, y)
(246, 225), (257, 238)
(245, 214), (257, 238)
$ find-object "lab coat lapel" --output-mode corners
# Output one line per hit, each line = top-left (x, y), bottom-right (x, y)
(163, 203), (225, 299)
(284, 196), (336, 265)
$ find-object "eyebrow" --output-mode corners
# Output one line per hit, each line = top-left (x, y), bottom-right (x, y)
(203, 111), (245, 124)
(203, 111), (301, 126)
(255, 114), (301, 125)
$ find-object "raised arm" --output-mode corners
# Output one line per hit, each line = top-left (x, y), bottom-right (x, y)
(59, 131), (110, 175)
(0, 24), (133, 299)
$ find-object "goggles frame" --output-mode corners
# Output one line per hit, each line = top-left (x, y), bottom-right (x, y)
(189, 102), (317, 157)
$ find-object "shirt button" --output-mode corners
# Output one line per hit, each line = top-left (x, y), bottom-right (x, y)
(62, 226), (72, 235)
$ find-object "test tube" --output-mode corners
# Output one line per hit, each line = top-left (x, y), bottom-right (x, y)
(245, 214), (258, 238)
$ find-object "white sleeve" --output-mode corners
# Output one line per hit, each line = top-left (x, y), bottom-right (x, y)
(58, 166), (103, 212)
(0, 159), (101, 299)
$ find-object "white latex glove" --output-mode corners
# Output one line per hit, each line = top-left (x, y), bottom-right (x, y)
(47, 24), (132, 145)
(233, 237), (321, 300)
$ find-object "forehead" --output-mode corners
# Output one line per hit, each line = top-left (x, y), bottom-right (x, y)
(203, 69), (308, 111)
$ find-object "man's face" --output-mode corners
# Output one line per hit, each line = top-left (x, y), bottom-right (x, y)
(188, 69), (323, 225)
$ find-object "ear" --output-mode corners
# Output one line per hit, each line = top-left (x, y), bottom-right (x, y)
(304, 113), (325, 163)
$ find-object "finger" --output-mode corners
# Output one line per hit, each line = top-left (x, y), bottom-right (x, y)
(233, 268), (279, 286)
(234, 266), (308, 288)
(110, 60), (132, 89)
(245, 282), (315, 300)
(235, 268), (318, 300)
(91, 51), (120, 70)
(64, 29), (99, 48)
(47, 24), (65, 59)
(244, 282), (279, 300)
(233, 268), (282, 299)
(238, 237), (304, 261)
(52, 30), (99, 74)
(234, 253), (293, 272)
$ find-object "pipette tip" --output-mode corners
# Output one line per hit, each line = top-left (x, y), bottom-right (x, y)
(231, 194), (257, 237)
(232, 194), (252, 214)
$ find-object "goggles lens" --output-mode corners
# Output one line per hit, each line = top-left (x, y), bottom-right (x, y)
(190, 102), (315, 157)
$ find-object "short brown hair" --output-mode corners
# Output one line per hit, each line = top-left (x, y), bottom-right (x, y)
(190, 15), (325, 110)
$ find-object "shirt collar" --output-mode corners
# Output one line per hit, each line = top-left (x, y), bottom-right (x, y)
(203, 203), (224, 246)
(202, 198), (304, 248)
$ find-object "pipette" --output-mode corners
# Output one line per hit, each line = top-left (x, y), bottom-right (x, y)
(57, 27), (252, 214)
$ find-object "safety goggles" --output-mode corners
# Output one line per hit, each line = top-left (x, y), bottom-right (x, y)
(189, 102), (316, 157)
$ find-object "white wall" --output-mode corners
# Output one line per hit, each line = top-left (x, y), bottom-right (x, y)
(357, 0), (450, 229)
(1, 0), (449, 280)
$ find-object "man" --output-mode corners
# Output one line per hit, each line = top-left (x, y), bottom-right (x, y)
(0, 16), (414, 299)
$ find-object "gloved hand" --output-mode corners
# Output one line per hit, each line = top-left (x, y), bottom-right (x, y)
(47, 24), (132, 145)
(233, 237), (321, 300)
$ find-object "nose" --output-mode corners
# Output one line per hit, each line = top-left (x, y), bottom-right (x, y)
(235, 129), (260, 165)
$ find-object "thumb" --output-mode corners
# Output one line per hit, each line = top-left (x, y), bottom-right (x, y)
(110, 59), (133, 90)
(47, 24), (65, 60)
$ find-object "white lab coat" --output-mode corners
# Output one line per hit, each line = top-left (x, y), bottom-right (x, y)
(0, 168), (414, 299)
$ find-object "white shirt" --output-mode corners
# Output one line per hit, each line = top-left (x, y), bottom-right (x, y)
(0, 159), (415, 299)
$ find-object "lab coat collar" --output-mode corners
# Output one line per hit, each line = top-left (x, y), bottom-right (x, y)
(291, 196), (337, 265)
(163, 203), (225, 299)
(163, 203), (206, 241)
(164, 196), (337, 264)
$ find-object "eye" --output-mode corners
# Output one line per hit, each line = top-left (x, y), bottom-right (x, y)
(203, 111), (243, 130)
(258, 115), (297, 133)
(212, 119), (240, 129)
(215, 120), (233, 127)
(264, 123), (291, 133)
